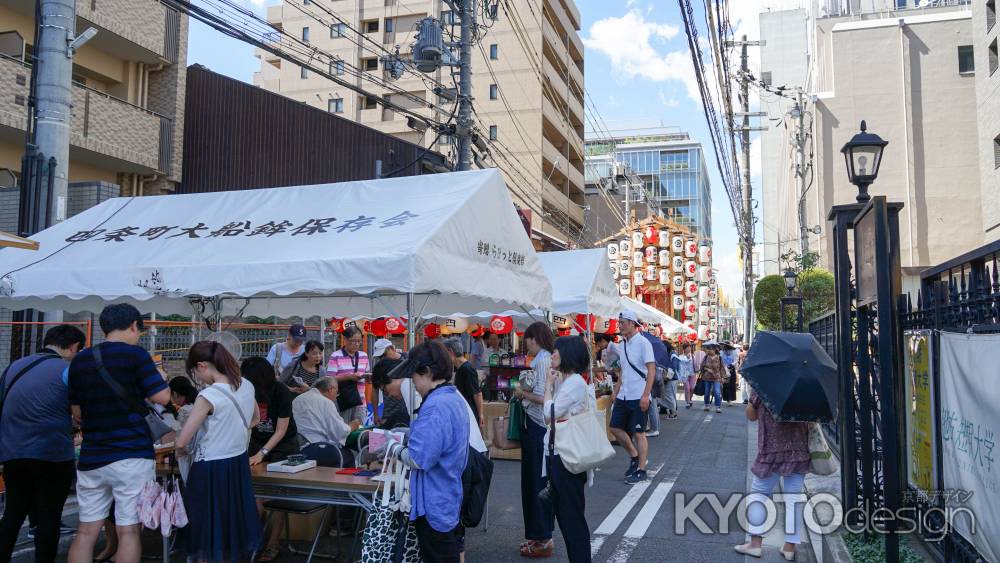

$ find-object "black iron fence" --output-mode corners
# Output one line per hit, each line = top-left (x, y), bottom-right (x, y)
(896, 240), (1000, 563)
(808, 310), (840, 449)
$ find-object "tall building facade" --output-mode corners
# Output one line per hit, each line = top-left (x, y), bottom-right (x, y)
(758, 2), (984, 291)
(255, 0), (585, 245)
(0, 0), (188, 194)
(584, 132), (712, 241)
(973, 0), (1000, 239)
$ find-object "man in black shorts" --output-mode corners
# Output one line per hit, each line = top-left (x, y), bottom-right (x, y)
(608, 310), (656, 485)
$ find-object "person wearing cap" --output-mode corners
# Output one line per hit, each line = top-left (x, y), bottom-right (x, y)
(371, 338), (405, 428)
(607, 309), (656, 485)
(266, 324), (307, 375)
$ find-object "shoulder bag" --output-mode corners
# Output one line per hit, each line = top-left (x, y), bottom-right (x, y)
(0, 352), (61, 426)
(551, 388), (615, 474)
(692, 362), (706, 397)
(92, 344), (173, 441)
(808, 423), (839, 476)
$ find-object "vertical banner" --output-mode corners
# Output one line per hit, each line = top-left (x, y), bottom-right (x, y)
(903, 330), (936, 497)
(939, 332), (1000, 563)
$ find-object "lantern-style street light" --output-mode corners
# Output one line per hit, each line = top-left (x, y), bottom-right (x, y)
(783, 268), (798, 294)
(840, 120), (888, 203)
(780, 268), (804, 332)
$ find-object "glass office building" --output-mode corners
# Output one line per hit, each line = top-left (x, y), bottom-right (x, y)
(586, 134), (712, 238)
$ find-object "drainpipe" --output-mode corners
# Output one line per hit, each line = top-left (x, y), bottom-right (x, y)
(144, 63), (165, 108)
(139, 174), (158, 196)
(898, 18), (915, 268)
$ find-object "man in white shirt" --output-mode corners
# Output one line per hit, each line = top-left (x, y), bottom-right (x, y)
(292, 377), (360, 447)
(608, 310), (656, 484)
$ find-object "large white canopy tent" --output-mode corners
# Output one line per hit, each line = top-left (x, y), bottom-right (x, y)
(622, 296), (695, 337)
(0, 170), (553, 325)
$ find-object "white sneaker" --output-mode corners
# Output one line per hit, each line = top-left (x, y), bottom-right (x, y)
(646, 430), (660, 437)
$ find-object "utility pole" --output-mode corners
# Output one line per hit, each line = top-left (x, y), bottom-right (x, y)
(740, 35), (754, 343)
(793, 89), (810, 258)
(455, 0), (476, 171)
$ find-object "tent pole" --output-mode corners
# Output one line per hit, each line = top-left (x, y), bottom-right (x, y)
(406, 292), (415, 419)
(587, 313), (594, 378)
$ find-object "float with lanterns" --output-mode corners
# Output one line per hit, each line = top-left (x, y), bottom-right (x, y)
(598, 216), (719, 344)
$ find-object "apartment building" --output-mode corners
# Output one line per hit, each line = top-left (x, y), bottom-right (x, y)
(973, 0), (1000, 239)
(758, 2), (983, 291)
(254, 0), (585, 246)
(0, 0), (187, 194)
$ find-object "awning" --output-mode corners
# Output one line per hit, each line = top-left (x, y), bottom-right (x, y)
(0, 170), (553, 319)
(622, 297), (695, 336)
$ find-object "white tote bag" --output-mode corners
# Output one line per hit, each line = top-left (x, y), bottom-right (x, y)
(808, 423), (839, 476)
(553, 400), (615, 474)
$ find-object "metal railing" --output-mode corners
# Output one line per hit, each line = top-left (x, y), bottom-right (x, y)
(807, 310), (840, 449)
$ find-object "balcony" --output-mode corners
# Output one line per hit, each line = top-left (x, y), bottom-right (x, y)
(542, 57), (584, 128)
(541, 95), (584, 160)
(540, 11), (583, 77)
(0, 55), (164, 173)
(541, 178), (584, 225)
(75, 0), (171, 63)
(543, 0), (584, 63)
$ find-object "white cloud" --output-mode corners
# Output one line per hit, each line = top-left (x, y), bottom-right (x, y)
(657, 89), (680, 108)
(582, 11), (704, 103)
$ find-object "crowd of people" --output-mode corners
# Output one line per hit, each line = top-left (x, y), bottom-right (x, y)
(0, 302), (756, 563)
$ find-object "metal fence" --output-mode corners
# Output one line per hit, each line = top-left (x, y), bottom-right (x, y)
(807, 311), (840, 449)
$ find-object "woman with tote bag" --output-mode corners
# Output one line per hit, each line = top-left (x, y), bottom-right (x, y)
(541, 336), (602, 563)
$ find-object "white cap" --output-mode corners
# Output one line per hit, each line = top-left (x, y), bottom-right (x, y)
(619, 309), (641, 324)
(372, 338), (394, 358)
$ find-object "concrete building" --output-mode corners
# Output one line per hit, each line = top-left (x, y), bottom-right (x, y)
(758, 2), (983, 290)
(584, 132), (713, 243)
(758, 8), (811, 277)
(973, 0), (1000, 239)
(0, 0), (187, 194)
(254, 0), (585, 245)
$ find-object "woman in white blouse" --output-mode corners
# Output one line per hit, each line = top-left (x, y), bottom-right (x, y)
(542, 335), (597, 563)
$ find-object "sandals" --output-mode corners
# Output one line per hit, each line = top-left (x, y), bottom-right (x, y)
(256, 546), (282, 562)
(520, 539), (554, 558)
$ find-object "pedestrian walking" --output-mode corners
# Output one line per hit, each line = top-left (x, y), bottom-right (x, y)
(279, 339), (326, 393)
(721, 342), (739, 405)
(678, 343), (696, 409)
(0, 325), (86, 563)
(513, 321), (556, 558)
(542, 336), (596, 563)
(699, 343), (725, 413)
(176, 341), (261, 562)
(265, 324), (306, 374)
(381, 341), (470, 563)
(67, 304), (171, 563)
(660, 340), (679, 419)
(608, 310), (655, 485)
(734, 391), (810, 560)
(327, 326), (370, 424)
(737, 343), (750, 404)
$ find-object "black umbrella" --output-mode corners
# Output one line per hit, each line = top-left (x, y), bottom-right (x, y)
(741, 331), (839, 423)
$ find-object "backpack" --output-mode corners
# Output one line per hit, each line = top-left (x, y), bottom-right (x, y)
(461, 447), (494, 528)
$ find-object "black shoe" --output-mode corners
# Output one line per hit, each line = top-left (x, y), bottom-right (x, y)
(624, 458), (639, 477)
(625, 469), (648, 485)
(743, 400), (749, 404)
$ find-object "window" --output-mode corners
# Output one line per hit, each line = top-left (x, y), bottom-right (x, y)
(958, 46), (975, 73)
(988, 0), (996, 31)
(363, 57), (378, 71)
(333, 60), (345, 75)
(489, 125), (497, 140)
(363, 96), (378, 110)
(365, 20), (379, 33)
(300, 66), (308, 79)
(303, 0), (310, 4)
(328, 97), (343, 113)
(991, 39), (999, 75)
(489, 43), (498, 60)
(994, 134), (1000, 169)
(489, 84), (498, 100)
(302, 26), (310, 42)
(385, 18), (394, 32)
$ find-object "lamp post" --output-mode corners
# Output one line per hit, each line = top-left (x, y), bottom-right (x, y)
(780, 268), (804, 332)
(840, 120), (888, 203)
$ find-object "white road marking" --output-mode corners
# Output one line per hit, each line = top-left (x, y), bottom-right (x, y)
(623, 478), (677, 538)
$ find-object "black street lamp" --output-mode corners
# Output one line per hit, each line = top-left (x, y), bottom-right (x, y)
(780, 268), (804, 332)
(840, 120), (888, 203)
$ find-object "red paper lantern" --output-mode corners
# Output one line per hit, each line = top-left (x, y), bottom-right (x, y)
(423, 323), (442, 339)
(557, 327), (571, 337)
(370, 318), (388, 337)
(470, 326), (485, 338)
(327, 318), (344, 333)
(643, 225), (658, 245)
(384, 316), (407, 334)
(601, 318), (619, 334)
(361, 320), (372, 334)
(488, 315), (514, 335)
(574, 314), (597, 332)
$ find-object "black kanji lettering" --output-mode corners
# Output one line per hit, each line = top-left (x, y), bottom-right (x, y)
(380, 211), (418, 228)
(139, 226), (177, 240)
(169, 223), (210, 239)
(291, 218), (337, 236)
(65, 229), (105, 242)
(247, 220), (294, 237)
(100, 227), (139, 242)
(208, 221), (251, 237)
(336, 215), (375, 233)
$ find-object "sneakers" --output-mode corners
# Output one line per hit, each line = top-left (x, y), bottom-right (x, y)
(685, 403), (692, 409)
(624, 457), (639, 477)
(625, 469), (648, 485)
(646, 430), (660, 437)
(703, 406), (710, 411)
(716, 408), (723, 413)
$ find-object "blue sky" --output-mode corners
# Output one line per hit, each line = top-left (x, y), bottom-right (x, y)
(187, 0), (800, 303)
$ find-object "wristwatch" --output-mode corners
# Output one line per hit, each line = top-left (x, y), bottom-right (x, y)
(260, 447), (270, 458)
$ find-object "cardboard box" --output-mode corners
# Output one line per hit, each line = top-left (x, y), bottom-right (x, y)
(597, 395), (616, 444)
(285, 508), (331, 541)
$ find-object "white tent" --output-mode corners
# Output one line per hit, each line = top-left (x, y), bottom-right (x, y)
(622, 297), (695, 337)
(0, 170), (552, 320)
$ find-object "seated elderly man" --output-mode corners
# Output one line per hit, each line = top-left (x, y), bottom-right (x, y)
(292, 377), (361, 447)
